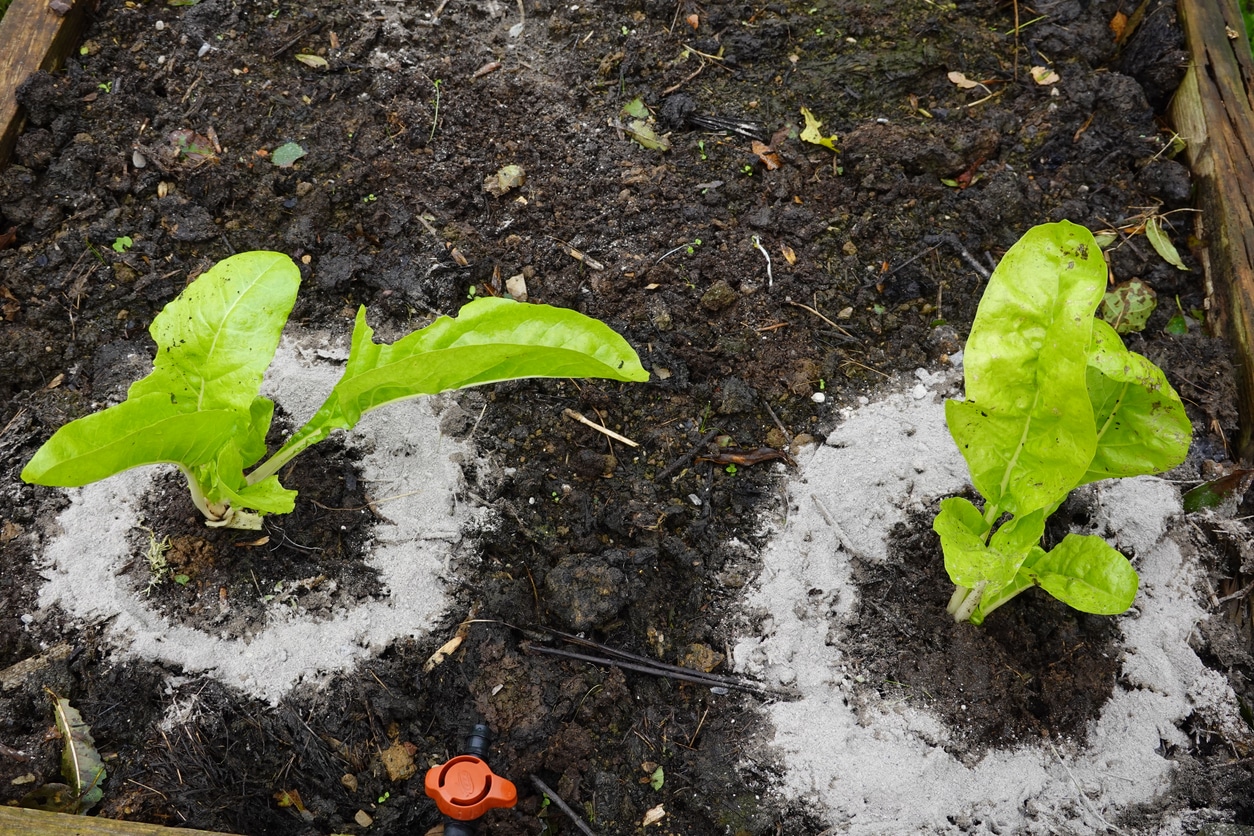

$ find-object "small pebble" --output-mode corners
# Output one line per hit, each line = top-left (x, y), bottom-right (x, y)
(811, 392), (826, 403)
(155, 19), (164, 30)
(198, 42), (212, 58)
(132, 150), (147, 168)
(20, 614), (33, 625)
(911, 383), (927, 400)
(688, 493), (702, 507)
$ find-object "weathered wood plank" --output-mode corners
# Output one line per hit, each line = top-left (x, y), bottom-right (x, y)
(0, 807), (241, 836)
(1171, 0), (1254, 460)
(0, 0), (90, 168)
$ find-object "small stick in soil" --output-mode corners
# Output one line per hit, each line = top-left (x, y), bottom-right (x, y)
(761, 400), (791, 446)
(654, 429), (721, 483)
(1048, 741), (1131, 836)
(538, 629), (797, 698)
(471, 60), (501, 79)
(662, 57), (706, 95)
(562, 408), (639, 447)
(886, 242), (941, 277)
(0, 407), (26, 441)
(524, 642), (793, 699)
(811, 494), (863, 558)
(531, 775), (598, 836)
(269, 22), (326, 59)
(1216, 579), (1254, 605)
(0, 740), (30, 761)
(784, 299), (858, 343)
(548, 236), (605, 270)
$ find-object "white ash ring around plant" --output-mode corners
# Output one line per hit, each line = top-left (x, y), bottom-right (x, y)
(33, 338), (486, 705)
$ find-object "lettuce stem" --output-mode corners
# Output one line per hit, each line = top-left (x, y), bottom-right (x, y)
(948, 581), (987, 622)
(180, 467), (227, 522)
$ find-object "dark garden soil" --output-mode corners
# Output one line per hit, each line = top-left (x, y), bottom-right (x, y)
(2, 0), (1254, 832)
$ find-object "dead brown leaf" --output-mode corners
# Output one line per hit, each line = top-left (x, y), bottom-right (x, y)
(1, 286), (20, 321)
(696, 447), (795, 468)
(751, 140), (782, 170)
(1109, 11), (1128, 41)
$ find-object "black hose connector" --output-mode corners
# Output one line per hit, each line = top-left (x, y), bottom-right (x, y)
(463, 723), (491, 759)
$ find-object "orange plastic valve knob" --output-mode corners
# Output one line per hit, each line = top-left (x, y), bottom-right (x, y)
(425, 755), (518, 821)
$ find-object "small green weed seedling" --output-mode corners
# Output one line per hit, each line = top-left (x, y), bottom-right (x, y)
(112, 236), (133, 253)
(23, 251), (648, 529)
(937, 221), (1190, 624)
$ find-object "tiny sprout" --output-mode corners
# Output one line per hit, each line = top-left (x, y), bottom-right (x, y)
(725, 464), (738, 475)
(378, 792), (390, 804)
(741, 164), (754, 175)
(698, 140), (708, 161)
(97, 81), (113, 93)
(363, 193), (377, 203)
(112, 236), (133, 253)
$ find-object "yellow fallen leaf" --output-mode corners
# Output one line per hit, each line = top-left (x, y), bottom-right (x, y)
(947, 70), (979, 89)
(781, 244), (797, 265)
(799, 107), (838, 152)
(294, 54), (328, 69)
(1030, 65), (1059, 85)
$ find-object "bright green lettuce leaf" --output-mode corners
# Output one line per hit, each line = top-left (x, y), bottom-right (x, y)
(936, 498), (1045, 618)
(238, 396), (277, 469)
(205, 444), (296, 516)
(21, 394), (243, 487)
(128, 251), (300, 412)
(1082, 319), (1191, 484)
(945, 220), (1107, 517)
(253, 297), (649, 482)
(23, 257), (650, 529)
(23, 251), (300, 523)
(973, 546), (1047, 625)
(1026, 533), (1139, 614)
(934, 497), (995, 588)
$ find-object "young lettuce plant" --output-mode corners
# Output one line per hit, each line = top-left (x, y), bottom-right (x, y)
(22, 251), (649, 529)
(937, 221), (1191, 624)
